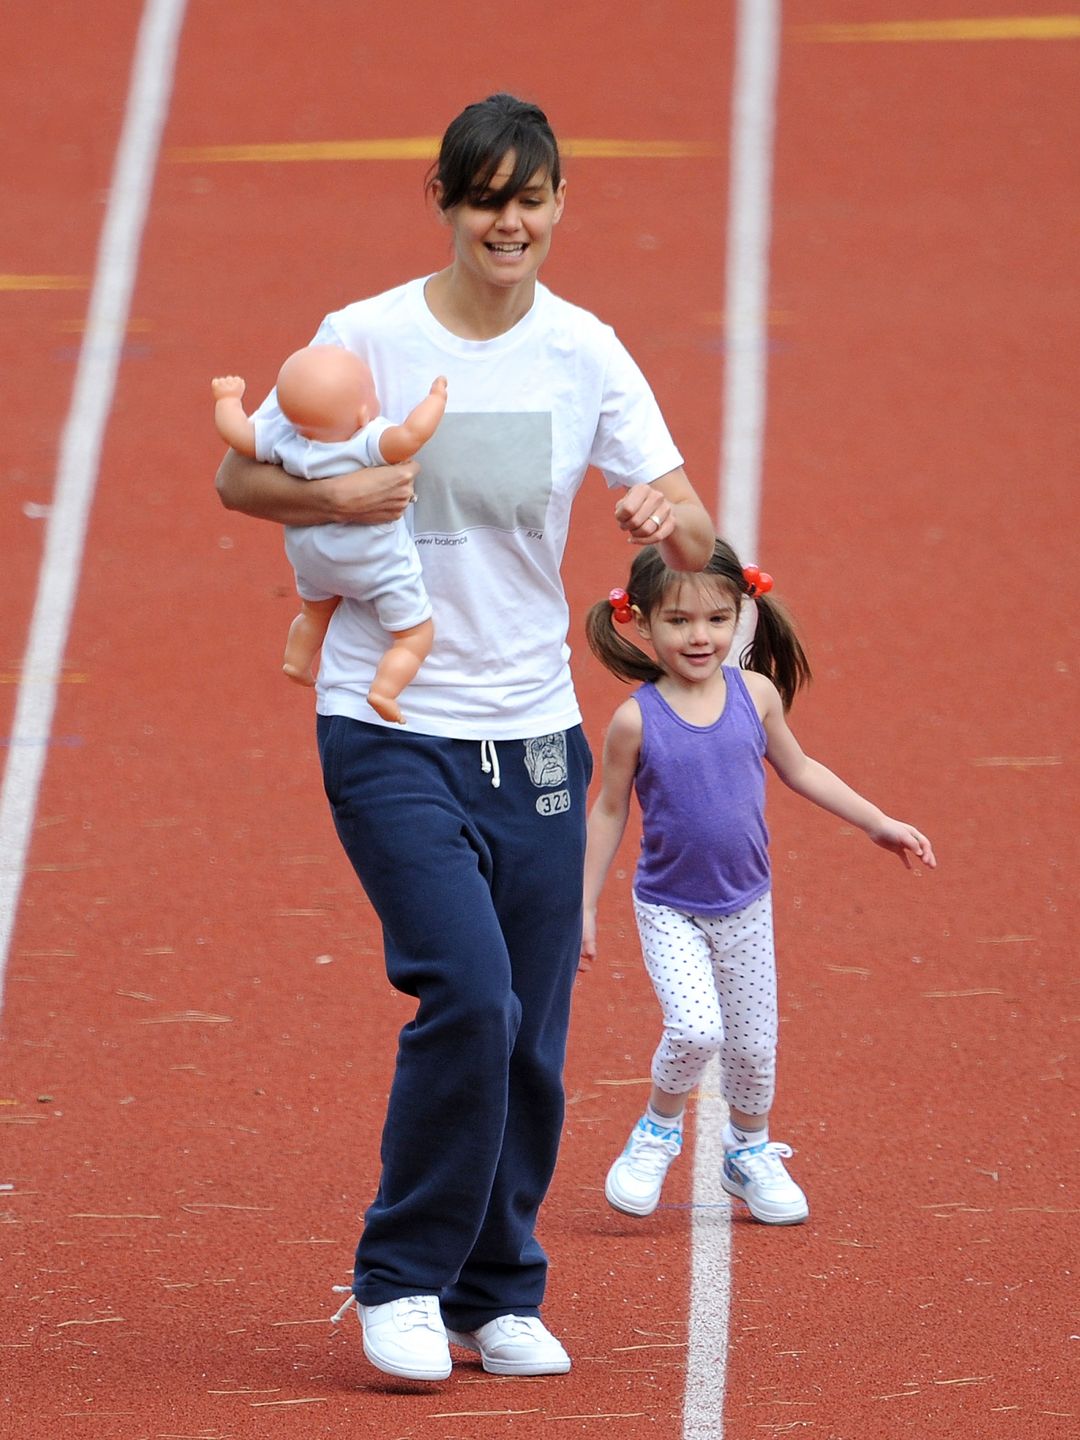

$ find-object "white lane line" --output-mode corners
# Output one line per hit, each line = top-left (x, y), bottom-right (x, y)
(719, 0), (781, 566)
(0, 0), (188, 1012)
(688, 4), (782, 1438)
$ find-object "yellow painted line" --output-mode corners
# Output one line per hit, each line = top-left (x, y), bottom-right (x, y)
(0, 673), (88, 684)
(0, 274), (88, 291)
(168, 137), (438, 163)
(564, 138), (718, 159)
(167, 137), (717, 165)
(792, 15), (1080, 43)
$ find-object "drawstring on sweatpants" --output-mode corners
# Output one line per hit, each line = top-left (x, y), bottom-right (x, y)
(480, 740), (501, 789)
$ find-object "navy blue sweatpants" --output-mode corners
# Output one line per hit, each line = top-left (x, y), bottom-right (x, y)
(317, 714), (592, 1332)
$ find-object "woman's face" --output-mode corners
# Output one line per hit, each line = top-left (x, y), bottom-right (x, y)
(436, 152), (566, 293)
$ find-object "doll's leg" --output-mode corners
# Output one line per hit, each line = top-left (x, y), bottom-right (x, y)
(367, 619), (434, 724)
(283, 596), (341, 686)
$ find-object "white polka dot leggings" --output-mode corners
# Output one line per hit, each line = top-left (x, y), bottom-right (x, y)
(633, 890), (777, 1116)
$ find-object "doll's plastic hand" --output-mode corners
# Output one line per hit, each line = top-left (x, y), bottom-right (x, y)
(430, 376), (448, 399)
(615, 482), (673, 544)
(325, 460), (420, 524)
(868, 818), (936, 871)
(211, 375), (246, 401)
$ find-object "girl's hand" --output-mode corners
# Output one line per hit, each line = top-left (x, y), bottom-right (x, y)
(869, 818), (936, 870)
(324, 460), (420, 524)
(614, 482), (673, 544)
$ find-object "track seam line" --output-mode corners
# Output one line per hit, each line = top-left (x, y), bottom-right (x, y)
(0, 0), (188, 1012)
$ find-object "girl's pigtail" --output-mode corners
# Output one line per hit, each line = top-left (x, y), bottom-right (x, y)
(740, 592), (811, 710)
(585, 600), (663, 685)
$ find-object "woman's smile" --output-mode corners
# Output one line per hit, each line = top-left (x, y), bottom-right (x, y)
(486, 240), (528, 259)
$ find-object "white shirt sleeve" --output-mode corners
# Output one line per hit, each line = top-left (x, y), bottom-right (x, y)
(588, 331), (683, 489)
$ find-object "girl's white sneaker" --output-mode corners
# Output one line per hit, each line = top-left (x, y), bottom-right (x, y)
(721, 1140), (809, 1224)
(604, 1115), (683, 1217)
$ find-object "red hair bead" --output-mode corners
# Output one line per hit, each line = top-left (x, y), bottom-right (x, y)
(742, 565), (774, 598)
(608, 588), (633, 623)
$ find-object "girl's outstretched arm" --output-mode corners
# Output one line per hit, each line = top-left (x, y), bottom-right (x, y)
(581, 698), (644, 965)
(746, 672), (937, 871)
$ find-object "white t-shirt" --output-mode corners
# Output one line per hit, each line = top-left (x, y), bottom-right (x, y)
(252, 276), (683, 741)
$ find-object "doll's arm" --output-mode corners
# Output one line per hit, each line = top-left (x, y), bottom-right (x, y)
(378, 377), (448, 465)
(211, 376), (258, 458)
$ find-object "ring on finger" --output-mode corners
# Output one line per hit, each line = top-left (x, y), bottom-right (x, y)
(648, 513), (662, 531)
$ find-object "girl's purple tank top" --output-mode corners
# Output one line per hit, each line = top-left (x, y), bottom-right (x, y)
(633, 667), (771, 916)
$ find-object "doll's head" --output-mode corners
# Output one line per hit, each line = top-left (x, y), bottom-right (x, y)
(276, 345), (380, 442)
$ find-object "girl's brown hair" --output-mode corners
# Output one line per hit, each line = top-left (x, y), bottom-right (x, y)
(585, 539), (811, 710)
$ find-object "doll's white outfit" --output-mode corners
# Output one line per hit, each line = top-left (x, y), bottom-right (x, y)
(261, 417), (432, 634)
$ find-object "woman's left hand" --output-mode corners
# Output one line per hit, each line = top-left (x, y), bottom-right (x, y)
(614, 483), (673, 545)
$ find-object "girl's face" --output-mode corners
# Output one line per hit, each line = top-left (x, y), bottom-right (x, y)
(635, 577), (741, 686)
(435, 152), (566, 293)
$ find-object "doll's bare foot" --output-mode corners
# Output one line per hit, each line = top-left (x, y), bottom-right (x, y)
(367, 689), (405, 724)
(283, 659), (316, 687)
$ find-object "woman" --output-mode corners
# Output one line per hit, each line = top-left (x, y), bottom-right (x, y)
(216, 93), (714, 1383)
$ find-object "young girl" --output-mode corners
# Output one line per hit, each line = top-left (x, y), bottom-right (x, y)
(581, 540), (935, 1224)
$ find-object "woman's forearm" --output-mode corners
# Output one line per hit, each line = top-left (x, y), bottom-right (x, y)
(619, 468), (715, 571)
(214, 449), (420, 526)
(658, 497), (715, 572)
(215, 449), (335, 524)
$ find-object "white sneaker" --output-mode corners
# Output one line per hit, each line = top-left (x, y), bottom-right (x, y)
(358, 1295), (452, 1381)
(604, 1115), (682, 1217)
(446, 1314), (571, 1375)
(721, 1140), (809, 1224)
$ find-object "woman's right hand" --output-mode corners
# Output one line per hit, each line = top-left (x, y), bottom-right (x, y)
(323, 460), (420, 524)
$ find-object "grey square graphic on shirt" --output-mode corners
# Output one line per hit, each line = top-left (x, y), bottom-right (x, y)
(413, 412), (553, 536)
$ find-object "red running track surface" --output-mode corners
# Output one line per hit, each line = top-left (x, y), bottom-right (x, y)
(2, 3), (1076, 1436)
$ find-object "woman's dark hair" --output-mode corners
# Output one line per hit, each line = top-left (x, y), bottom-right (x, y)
(427, 93), (561, 210)
(585, 539), (812, 711)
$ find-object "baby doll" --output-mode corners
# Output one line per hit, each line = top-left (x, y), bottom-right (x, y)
(212, 346), (446, 723)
